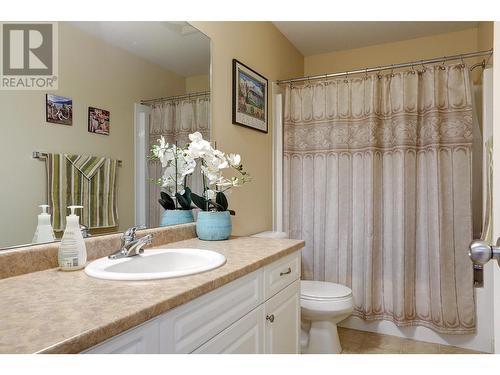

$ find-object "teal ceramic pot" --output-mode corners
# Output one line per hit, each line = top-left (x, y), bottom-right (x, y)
(196, 211), (232, 241)
(160, 210), (194, 227)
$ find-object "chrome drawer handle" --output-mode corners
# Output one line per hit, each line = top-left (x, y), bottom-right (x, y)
(280, 267), (292, 276)
(266, 314), (275, 323)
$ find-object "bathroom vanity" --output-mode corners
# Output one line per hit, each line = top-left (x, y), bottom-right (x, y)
(84, 251), (300, 354)
(0, 225), (304, 354)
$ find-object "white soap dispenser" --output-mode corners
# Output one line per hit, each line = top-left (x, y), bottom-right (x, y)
(32, 204), (56, 244)
(58, 205), (87, 271)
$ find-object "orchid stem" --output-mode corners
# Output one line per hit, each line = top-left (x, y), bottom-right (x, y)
(201, 159), (209, 211)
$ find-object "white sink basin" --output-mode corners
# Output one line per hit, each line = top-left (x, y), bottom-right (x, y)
(84, 248), (226, 281)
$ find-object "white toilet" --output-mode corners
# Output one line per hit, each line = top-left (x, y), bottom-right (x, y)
(300, 280), (353, 354)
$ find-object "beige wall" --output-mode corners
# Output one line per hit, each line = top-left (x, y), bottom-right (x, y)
(0, 22), (186, 248)
(185, 74), (210, 93)
(190, 22), (304, 236)
(479, 22), (494, 52)
(305, 27), (487, 79)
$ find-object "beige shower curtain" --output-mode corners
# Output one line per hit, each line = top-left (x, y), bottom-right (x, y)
(283, 63), (475, 334)
(148, 95), (210, 227)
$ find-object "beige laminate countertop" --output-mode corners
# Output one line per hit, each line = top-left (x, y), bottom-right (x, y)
(0, 236), (304, 354)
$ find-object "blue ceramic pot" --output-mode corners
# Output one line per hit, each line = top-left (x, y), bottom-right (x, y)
(160, 210), (194, 227)
(196, 211), (232, 241)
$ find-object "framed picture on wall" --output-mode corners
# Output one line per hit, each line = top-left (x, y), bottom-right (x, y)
(88, 107), (110, 135)
(232, 59), (268, 133)
(46, 94), (73, 126)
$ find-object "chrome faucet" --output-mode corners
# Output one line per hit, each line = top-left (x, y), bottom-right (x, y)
(80, 224), (91, 238)
(108, 225), (153, 260)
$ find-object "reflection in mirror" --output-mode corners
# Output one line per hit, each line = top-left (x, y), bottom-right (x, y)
(0, 21), (210, 250)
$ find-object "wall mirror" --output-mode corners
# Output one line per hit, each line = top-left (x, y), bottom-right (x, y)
(0, 21), (211, 250)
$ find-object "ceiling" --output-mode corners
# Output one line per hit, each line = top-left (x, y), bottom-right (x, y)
(273, 21), (478, 56)
(71, 22), (210, 77)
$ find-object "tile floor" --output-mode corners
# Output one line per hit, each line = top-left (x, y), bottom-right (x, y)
(338, 327), (484, 354)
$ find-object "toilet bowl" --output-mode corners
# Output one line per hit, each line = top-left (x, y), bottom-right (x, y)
(300, 280), (353, 354)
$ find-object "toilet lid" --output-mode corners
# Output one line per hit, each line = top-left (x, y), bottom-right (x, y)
(301, 280), (352, 300)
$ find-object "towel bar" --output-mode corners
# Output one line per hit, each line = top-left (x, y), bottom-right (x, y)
(33, 151), (123, 166)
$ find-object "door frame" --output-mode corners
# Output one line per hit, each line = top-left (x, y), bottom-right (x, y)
(134, 103), (151, 227)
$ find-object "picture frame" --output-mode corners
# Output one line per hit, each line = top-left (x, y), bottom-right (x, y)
(232, 59), (268, 133)
(88, 107), (110, 136)
(46, 94), (73, 126)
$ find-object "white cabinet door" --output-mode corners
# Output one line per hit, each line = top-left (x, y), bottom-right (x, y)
(83, 319), (160, 354)
(264, 279), (300, 354)
(193, 305), (265, 354)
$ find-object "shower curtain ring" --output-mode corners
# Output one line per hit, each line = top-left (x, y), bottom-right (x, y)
(410, 63), (416, 75)
(364, 68), (368, 80)
(420, 59), (426, 73)
(390, 64), (395, 77)
(440, 57), (447, 70)
(344, 71), (349, 83)
(460, 55), (466, 68)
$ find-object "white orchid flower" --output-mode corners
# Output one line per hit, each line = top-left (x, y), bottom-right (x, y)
(158, 136), (167, 149)
(212, 150), (228, 169)
(170, 132), (251, 210)
(188, 131), (203, 143)
(160, 148), (176, 168)
(152, 136), (169, 160)
(153, 138), (198, 198)
(188, 131), (212, 158)
(227, 153), (241, 168)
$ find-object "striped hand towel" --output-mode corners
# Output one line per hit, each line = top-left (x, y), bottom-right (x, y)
(46, 153), (119, 231)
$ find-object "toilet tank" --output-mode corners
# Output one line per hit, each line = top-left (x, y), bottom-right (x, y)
(250, 231), (288, 239)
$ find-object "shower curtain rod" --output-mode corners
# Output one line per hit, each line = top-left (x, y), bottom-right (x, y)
(277, 49), (493, 85)
(140, 90), (210, 105)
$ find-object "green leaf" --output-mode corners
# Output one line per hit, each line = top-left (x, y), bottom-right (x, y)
(183, 187), (192, 206)
(191, 193), (209, 211)
(160, 191), (170, 202)
(216, 192), (228, 211)
(158, 197), (175, 210)
(175, 192), (191, 210)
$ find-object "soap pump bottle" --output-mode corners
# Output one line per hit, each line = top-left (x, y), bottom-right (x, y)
(58, 205), (87, 271)
(32, 204), (56, 244)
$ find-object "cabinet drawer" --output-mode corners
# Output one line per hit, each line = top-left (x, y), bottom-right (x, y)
(264, 251), (300, 299)
(160, 269), (264, 353)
